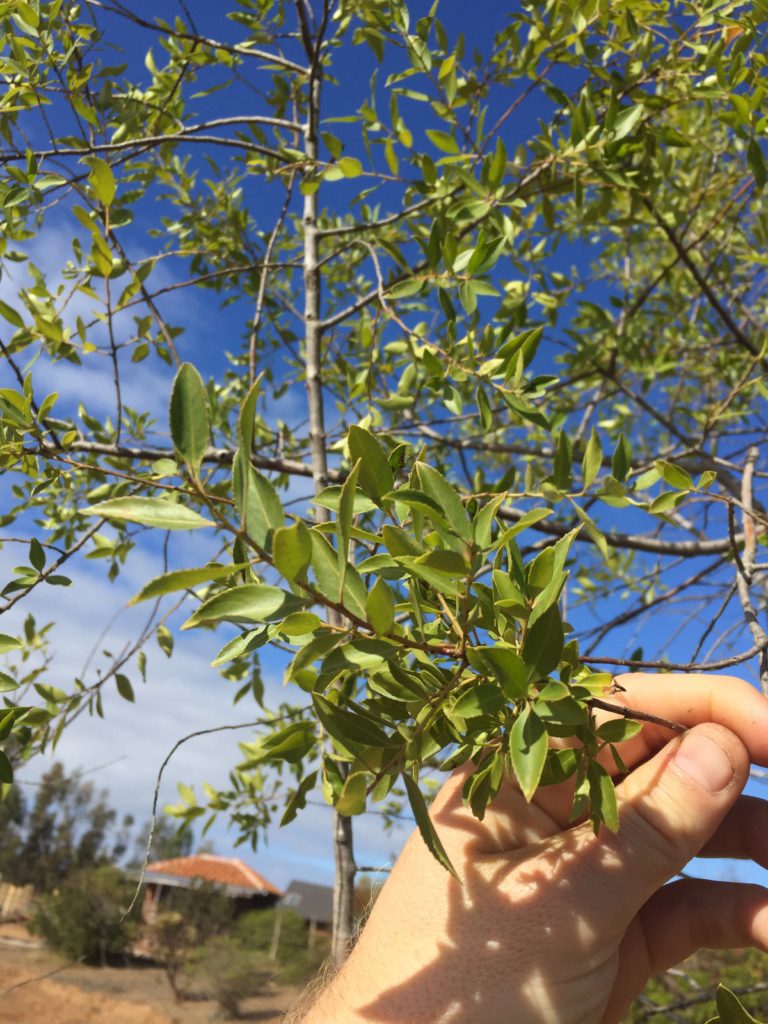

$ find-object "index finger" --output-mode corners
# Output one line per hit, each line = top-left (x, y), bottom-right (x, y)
(607, 672), (768, 768)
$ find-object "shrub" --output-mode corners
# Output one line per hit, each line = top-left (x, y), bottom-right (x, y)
(30, 864), (135, 963)
(233, 908), (329, 984)
(187, 935), (272, 1018)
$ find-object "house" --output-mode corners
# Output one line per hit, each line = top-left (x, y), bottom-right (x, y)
(141, 854), (281, 924)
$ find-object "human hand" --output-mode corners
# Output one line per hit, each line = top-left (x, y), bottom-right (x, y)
(302, 674), (768, 1024)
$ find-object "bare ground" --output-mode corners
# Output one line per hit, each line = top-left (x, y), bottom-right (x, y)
(0, 926), (299, 1024)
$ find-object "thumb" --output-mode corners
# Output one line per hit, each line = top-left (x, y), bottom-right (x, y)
(580, 723), (749, 922)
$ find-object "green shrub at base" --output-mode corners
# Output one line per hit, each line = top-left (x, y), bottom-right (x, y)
(30, 864), (136, 963)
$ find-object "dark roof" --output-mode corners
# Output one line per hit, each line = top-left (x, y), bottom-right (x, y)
(279, 880), (334, 924)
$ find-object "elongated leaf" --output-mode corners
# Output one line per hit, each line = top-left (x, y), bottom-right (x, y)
(335, 771), (368, 816)
(211, 628), (268, 667)
(337, 460), (361, 599)
(85, 156), (116, 205)
(280, 771), (318, 827)
(130, 563), (247, 604)
(714, 985), (765, 1023)
(238, 374), (264, 457)
(115, 673), (135, 702)
(510, 706), (547, 801)
(0, 671), (20, 693)
(181, 584), (299, 629)
(170, 363), (210, 475)
(588, 761), (619, 832)
(273, 521), (312, 581)
(83, 497), (215, 531)
(581, 428), (603, 490)
(232, 452), (285, 548)
(348, 425), (393, 505)
(366, 577), (396, 635)
(402, 772), (458, 878)
(0, 749), (13, 784)
(309, 530), (367, 618)
(522, 603), (564, 680)
(313, 693), (389, 747)
(415, 462), (470, 540)
(0, 634), (23, 654)
(451, 683), (505, 719)
(466, 646), (528, 699)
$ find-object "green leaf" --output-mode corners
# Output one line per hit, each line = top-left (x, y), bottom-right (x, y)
(233, 455), (285, 548)
(714, 984), (766, 1023)
(510, 706), (547, 801)
(309, 530), (368, 619)
(0, 300), (25, 329)
(85, 156), (116, 205)
(169, 363), (210, 476)
(396, 553), (464, 596)
(522, 603), (564, 680)
(156, 624), (174, 657)
(29, 538), (46, 572)
(313, 693), (389, 748)
(747, 139), (766, 189)
(552, 431), (572, 490)
(402, 771), (458, 878)
(0, 750), (13, 784)
(276, 611), (323, 636)
(426, 128), (459, 154)
(0, 672), (20, 693)
(314, 486), (376, 515)
(337, 460), (361, 599)
(581, 429), (603, 490)
(366, 576), (396, 635)
(129, 563), (247, 604)
(0, 634), (23, 654)
(597, 719), (643, 743)
(335, 772), (368, 815)
(588, 761), (619, 832)
(466, 646), (528, 699)
(611, 434), (631, 483)
(348, 426), (394, 506)
(211, 628), (268, 667)
(182, 584), (300, 629)
(569, 500), (609, 562)
(238, 375), (261, 457)
(414, 462), (470, 540)
(612, 103), (644, 141)
(280, 771), (318, 827)
(115, 673), (135, 702)
(273, 521), (312, 581)
(655, 459), (693, 491)
(83, 497), (215, 531)
(451, 683), (505, 719)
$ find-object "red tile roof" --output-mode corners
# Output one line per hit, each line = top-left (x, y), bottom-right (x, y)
(146, 854), (282, 896)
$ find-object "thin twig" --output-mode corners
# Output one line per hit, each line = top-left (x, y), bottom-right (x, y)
(733, 446), (768, 693)
(121, 708), (309, 922)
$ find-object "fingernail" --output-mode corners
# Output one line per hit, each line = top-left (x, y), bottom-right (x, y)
(673, 732), (734, 793)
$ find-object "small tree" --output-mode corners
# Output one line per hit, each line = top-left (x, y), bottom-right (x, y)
(148, 882), (234, 1001)
(187, 934), (272, 1019)
(30, 864), (136, 964)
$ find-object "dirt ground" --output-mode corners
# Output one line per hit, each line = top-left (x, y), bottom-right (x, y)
(0, 925), (299, 1024)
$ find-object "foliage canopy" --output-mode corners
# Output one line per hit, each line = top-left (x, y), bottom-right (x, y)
(1, 0), (767, 994)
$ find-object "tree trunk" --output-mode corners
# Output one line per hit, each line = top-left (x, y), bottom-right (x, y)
(299, 5), (357, 967)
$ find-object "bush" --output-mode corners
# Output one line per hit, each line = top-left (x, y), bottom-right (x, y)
(187, 935), (272, 1018)
(30, 864), (135, 963)
(233, 908), (329, 984)
(148, 882), (234, 1001)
